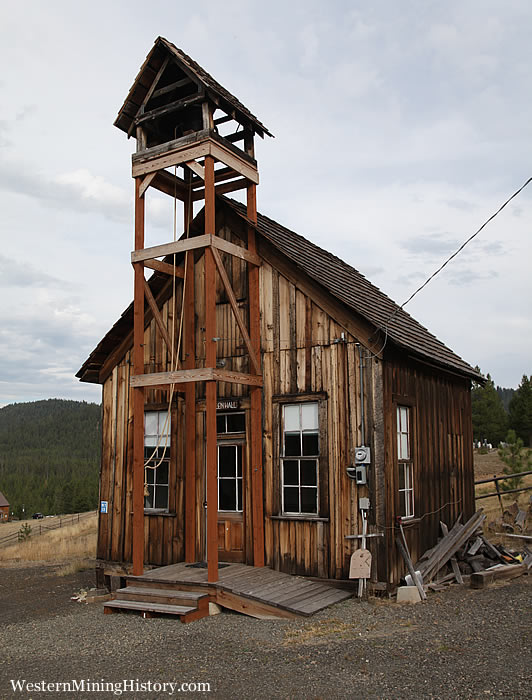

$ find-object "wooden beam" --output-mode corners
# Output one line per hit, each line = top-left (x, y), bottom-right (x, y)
(130, 367), (217, 387)
(210, 236), (260, 266)
(184, 170), (196, 564)
(192, 177), (249, 201)
(132, 178), (145, 577)
(143, 279), (176, 356)
(138, 172), (157, 198)
(150, 170), (188, 201)
(132, 234), (261, 267)
(247, 181), (265, 569)
(191, 166), (239, 188)
(131, 235), (213, 264)
(204, 155), (218, 584)
(209, 140), (259, 184)
(151, 77), (194, 100)
(136, 91), (205, 125)
(140, 56), (170, 110)
(211, 246), (260, 374)
(213, 114), (233, 126)
(185, 160), (205, 180)
(223, 131), (246, 144)
(143, 259), (184, 278)
(133, 141), (211, 178)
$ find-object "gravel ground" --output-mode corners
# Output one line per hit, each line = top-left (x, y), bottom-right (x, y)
(0, 564), (530, 700)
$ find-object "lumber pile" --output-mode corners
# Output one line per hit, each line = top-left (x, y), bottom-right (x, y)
(402, 511), (531, 594)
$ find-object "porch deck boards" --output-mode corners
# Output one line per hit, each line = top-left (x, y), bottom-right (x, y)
(131, 562), (352, 616)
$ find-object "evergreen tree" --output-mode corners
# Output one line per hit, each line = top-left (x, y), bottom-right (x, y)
(471, 372), (508, 445)
(498, 429), (532, 490)
(509, 375), (532, 447)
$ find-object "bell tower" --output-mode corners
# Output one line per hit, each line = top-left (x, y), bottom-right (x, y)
(115, 37), (273, 581)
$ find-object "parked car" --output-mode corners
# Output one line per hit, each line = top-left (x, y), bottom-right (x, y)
(32, 513), (44, 519)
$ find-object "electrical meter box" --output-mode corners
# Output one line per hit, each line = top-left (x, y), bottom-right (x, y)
(354, 446), (371, 464)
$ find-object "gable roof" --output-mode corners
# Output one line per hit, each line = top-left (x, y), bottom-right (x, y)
(224, 199), (480, 380)
(0, 491), (9, 508)
(77, 197), (479, 384)
(115, 37), (273, 139)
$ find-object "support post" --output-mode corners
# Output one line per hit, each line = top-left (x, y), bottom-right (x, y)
(132, 177), (145, 576)
(184, 171), (197, 563)
(247, 179), (265, 567)
(204, 155), (218, 582)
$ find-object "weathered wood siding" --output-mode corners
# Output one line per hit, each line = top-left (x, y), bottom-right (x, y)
(383, 352), (475, 584)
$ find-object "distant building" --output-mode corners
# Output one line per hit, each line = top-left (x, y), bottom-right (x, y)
(0, 491), (9, 522)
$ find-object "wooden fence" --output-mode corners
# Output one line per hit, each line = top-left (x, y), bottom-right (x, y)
(0, 510), (97, 548)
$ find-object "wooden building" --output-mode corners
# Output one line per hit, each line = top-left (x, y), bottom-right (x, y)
(77, 38), (480, 592)
(0, 491), (9, 522)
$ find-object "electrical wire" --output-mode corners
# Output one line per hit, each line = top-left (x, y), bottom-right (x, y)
(364, 177), (532, 360)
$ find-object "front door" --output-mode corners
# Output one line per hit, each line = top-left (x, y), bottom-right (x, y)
(216, 411), (246, 562)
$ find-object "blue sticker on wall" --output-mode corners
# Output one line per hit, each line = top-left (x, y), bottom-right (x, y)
(100, 501), (108, 514)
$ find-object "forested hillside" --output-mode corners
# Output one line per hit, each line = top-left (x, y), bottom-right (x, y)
(0, 399), (101, 518)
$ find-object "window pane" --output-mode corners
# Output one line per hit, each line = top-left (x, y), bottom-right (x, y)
(283, 460), (299, 485)
(218, 445), (236, 477)
(226, 413), (245, 433)
(284, 432), (301, 456)
(283, 487), (299, 513)
(156, 461), (168, 485)
(302, 432), (318, 456)
(398, 463), (405, 490)
(399, 490), (407, 518)
(300, 459), (317, 486)
(144, 485), (154, 508)
(146, 468), (155, 484)
(400, 433), (409, 460)
(216, 415), (226, 434)
(301, 402), (318, 430)
(158, 411), (170, 440)
(283, 405), (300, 431)
(144, 412), (158, 437)
(155, 485), (168, 509)
(301, 487), (318, 514)
(219, 479), (236, 511)
(407, 489), (414, 517)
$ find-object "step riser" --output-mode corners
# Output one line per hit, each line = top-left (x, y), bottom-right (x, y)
(116, 592), (208, 608)
(125, 578), (212, 594)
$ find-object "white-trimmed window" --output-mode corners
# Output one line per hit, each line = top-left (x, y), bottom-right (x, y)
(144, 410), (170, 511)
(282, 402), (319, 515)
(397, 405), (414, 518)
(218, 444), (243, 512)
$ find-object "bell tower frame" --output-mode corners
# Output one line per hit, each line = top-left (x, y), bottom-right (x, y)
(117, 38), (273, 582)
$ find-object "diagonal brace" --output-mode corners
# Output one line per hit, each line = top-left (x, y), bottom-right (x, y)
(211, 246), (261, 375)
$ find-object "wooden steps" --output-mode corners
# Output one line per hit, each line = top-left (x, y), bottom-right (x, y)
(104, 584), (210, 623)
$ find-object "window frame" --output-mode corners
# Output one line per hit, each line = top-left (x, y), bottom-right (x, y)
(144, 409), (172, 514)
(273, 394), (328, 519)
(396, 404), (415, 519)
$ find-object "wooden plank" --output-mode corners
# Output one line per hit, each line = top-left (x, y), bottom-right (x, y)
(211, 235), (261, 266)
(133, 141), (211, 177)
(136, 91), (205, 125)
(204, 155), (218, 584)
(130, 367), (215, 387)
(216, 589), (297, 619)
(211, 368), (263, 386)
(441, 521), (463, 584)
(470, 564), (527, 589)
(185, 160), (205, 180)
(151, 77), (194, 99)
(139, 172), (157, 198)
(138, 56), (170, 112)
(143, 259), (184, 278)
(131, 235), (212, 264)
(192, 177), (249, 201)
(211, 246), (260, 374)
(150, 170), (188, 201)
(210, 140), (259, 184)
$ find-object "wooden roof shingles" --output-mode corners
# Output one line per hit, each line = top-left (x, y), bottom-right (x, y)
(115, 37), (273, 139)
(0, 491), (9, 507)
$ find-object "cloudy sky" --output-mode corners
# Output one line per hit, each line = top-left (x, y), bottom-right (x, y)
(1, 0), (531, 407)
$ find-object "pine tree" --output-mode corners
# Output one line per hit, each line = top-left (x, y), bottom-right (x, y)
(509, 375), (532, 447)
(471, 372), (508, 445)
(498, 429), (532, 490)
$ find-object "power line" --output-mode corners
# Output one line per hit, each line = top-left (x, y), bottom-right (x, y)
(379, 176), (532, 338)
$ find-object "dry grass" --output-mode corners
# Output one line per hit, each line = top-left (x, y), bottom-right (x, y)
(0, 512), (97, 564)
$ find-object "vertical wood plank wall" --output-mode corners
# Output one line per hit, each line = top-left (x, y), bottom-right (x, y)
(96, 222), (474, 584)
(382, 353), (475, 584)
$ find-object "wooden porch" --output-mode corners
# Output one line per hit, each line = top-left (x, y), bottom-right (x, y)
(104, 562), (353, 621)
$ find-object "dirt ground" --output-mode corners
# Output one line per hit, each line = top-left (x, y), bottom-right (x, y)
(0, 563), (530, 699)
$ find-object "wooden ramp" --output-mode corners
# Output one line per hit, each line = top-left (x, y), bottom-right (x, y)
(106, 563), (353, 620)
